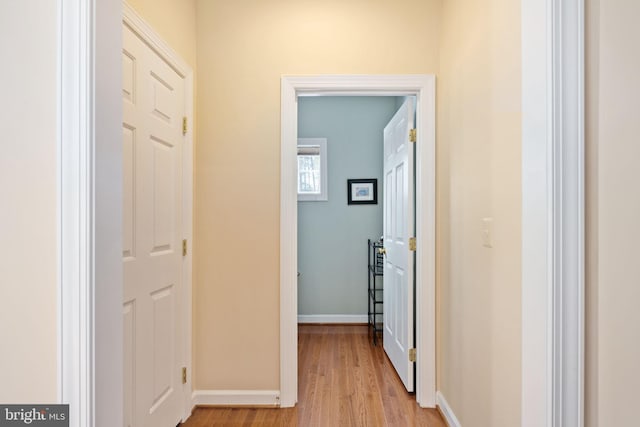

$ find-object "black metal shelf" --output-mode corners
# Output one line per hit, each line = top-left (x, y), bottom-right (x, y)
(368, 238), (384, 345)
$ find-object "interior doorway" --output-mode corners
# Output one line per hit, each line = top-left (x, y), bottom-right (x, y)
(280, 75), (436, 408)
(296, 96), (402, 325)
(296, 95), (418, 393)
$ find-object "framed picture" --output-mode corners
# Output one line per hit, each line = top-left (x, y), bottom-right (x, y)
(347, 179), (378, 205)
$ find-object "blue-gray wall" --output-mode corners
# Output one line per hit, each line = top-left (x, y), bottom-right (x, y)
(298, 96), (400, 316)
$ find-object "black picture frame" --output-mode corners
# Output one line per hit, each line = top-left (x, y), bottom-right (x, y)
(347, 179), (378, 205)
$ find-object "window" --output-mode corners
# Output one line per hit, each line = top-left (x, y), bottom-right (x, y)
(297, 138), (328, 201)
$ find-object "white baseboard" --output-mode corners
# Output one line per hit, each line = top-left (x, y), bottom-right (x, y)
(192, 390), (280, 407)
(297, 314), (368, 324)
(437, 391), (462, 427)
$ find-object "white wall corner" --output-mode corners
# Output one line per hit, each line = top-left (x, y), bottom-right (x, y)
(436, 391), (462, 427)
(191, 390), (281, 407)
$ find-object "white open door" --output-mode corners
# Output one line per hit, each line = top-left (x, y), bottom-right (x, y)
(122, 23), (185, 427)
(382, 98), (416, 392)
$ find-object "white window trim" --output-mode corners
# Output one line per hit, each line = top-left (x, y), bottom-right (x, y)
(297, 138), (328, 201)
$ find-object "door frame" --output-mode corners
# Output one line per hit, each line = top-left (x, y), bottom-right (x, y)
(521, 0), (585, 426)
(57, 1), (194, 426)
(280, 75), (437, 407)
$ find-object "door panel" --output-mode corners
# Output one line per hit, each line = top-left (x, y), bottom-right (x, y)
(123, 126), (136, 260)
(383, 98), (415, 392)
(123, 23), (185, 427)
(150, 72), (175, 124)
(123, 301), (136, 427)
(150, 285), (174, 411)
(122, 51), (136, 103)
(150, 137), (176, 252)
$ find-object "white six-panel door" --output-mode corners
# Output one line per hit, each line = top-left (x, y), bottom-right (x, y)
(383, 98), (416, 392)
(122, 23), (185, 427)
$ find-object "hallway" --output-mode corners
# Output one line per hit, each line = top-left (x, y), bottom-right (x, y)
(183, 325), (445, 426)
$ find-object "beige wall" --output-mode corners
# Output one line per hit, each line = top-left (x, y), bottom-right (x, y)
(437, 0), (521, 426)
(194, 0), (441, 390)
(586, 0), (640, 425)
(0, 1), (58, 402)
(126, 0), (197, 68)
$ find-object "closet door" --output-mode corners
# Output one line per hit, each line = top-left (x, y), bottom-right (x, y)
(122, 22), (185, 427)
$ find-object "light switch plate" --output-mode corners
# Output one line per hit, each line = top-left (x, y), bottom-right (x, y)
(482, 217), (493, 248)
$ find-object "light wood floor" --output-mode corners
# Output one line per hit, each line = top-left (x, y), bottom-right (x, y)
(181, 324), (446, 426)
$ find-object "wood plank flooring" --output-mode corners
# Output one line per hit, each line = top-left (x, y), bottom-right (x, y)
(181, 324), (446, 426)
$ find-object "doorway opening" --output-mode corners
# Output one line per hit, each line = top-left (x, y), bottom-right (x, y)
(297, 95), (417, 394)
(280, 75), (436, 408)
(296, 96), (401, 325)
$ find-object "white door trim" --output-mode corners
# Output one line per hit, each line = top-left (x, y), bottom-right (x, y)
(58, 1), (194, 425)
(280, 75), (437, 408)
(58, 2), (101, 426)
(522, 0), (585, 426)
(58, 1), (123, 426)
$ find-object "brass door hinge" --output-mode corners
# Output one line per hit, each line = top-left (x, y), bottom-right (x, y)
(409, 348), (416, 362)
(182, 117), (188, 135)
(182, 239), (187, 257)
(182, 367), (187, 384)
(409, 128), (417, 143)
(409, 237), (416, 252)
